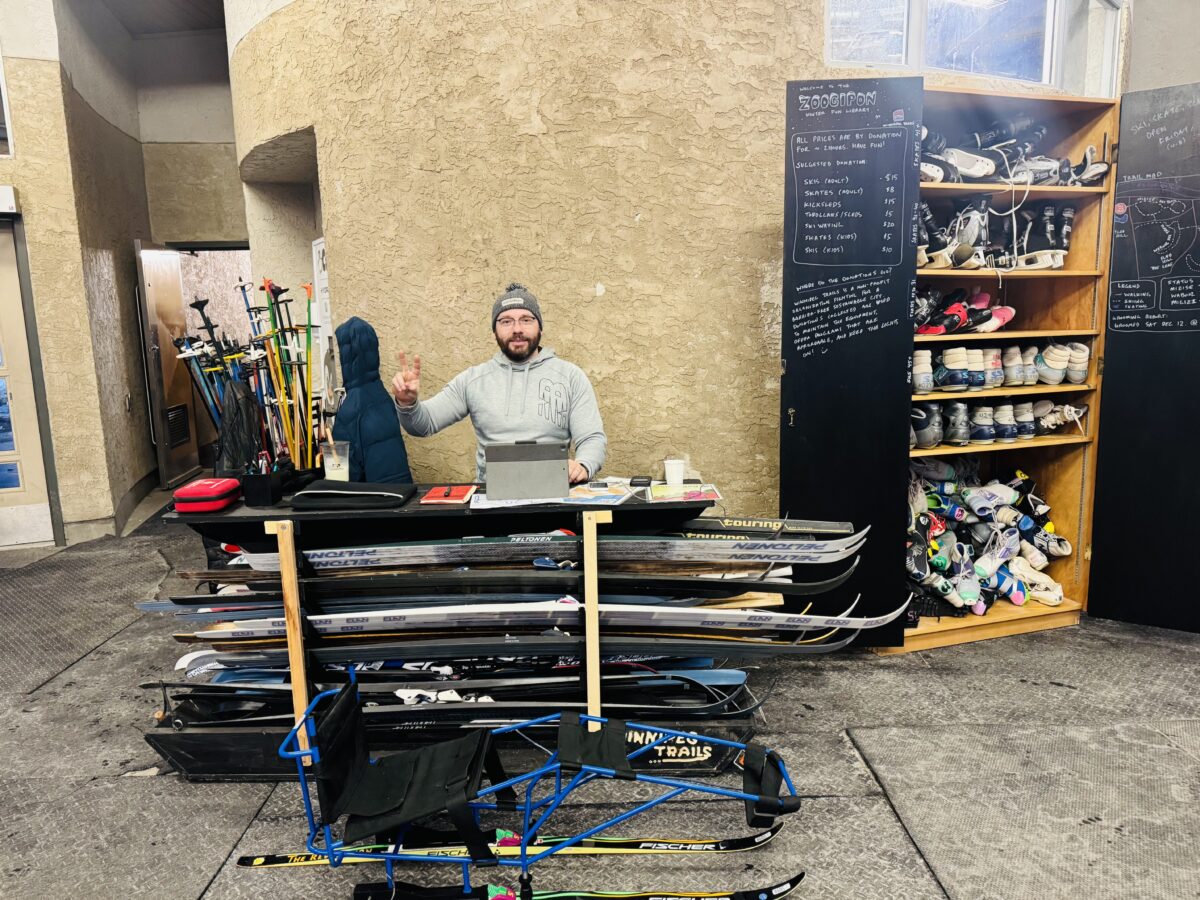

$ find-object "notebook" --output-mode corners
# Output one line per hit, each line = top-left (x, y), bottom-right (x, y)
(419, 485), (478, 505)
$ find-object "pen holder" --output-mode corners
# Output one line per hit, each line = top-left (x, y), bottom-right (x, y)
(242, 472), (284, 508)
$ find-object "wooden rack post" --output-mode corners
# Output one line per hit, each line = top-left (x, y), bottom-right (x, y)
(264, 519), (312, 758)
(581, 510), (612, 732)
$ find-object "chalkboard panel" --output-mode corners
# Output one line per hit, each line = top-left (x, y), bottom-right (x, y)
(780, 78), (922, 646)
(1090, 82), (1200, 633)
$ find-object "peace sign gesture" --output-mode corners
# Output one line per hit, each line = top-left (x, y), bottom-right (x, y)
(392, 351), (421, 407)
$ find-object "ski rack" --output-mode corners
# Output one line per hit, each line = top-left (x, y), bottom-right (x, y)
(264, 508), (616, 751)
(262, 519), (322, 759)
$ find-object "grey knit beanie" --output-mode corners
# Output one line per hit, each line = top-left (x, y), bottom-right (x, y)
(491, 283), (543, 330)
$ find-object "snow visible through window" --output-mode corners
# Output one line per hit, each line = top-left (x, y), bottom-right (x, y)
(827, 0), (909, 66)
(926, 0), (1053, 83)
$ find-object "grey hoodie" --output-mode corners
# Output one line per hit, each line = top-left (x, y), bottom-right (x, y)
(395, 348), (607, 481)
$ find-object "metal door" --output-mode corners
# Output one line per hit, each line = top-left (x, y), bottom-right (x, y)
(134, 240), (201, 489)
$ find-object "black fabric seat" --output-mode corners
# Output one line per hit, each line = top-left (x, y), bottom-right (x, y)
(741, 744), (802, 826)
(312, 683), (513, 857)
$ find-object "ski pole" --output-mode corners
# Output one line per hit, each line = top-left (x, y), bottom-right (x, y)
(302, 282), (314, 469)
(176, 337), (220, 425)
(259, 278), (297, 459)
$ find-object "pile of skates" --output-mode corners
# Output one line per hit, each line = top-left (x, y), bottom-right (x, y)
(917, 115), (1110, 274)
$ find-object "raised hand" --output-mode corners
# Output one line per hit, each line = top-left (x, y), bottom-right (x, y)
(392, 351), (421, 406)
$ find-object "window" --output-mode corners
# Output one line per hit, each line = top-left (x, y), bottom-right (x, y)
(827, 0), (909, 67)
(0, 53), (10, 156)
(926, 0), (1053, 83)
(826, 0), (1125, 96)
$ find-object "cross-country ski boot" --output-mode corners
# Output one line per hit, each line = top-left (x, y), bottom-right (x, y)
(1068, 145), (1110, 186)
(920, 127), (962, 183)
(964, 115), (1036, 150)
(943, 145), (998, 181)
(1056, 204), (1076, 267)
(921, 201), (954, 268)
(949, 197), (990, 269)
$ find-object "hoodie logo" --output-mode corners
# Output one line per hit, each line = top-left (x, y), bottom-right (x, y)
(538, 378), (569, 428)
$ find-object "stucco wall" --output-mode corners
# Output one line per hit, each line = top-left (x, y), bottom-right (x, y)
(1126, 0), (1200, 93)
(52, 0), (140, 138)
(179, 248), (253, 447)
(227, 0), (1089, 513)
(181, 248), (253, 341)
(143, 142), (248, 243)
(243, 180), (318, 311)
(0, 54), (115, 525)
(136, 29), (247, 244)
(61, 80), (155, 530)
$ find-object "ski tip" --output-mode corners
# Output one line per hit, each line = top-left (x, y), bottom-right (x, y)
(737, 872), (805, 899)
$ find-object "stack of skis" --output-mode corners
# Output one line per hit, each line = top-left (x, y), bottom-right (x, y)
(176, 277), (322, 472)
(143, 515), (903, 779)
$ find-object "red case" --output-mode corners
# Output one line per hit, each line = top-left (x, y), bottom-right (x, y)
(173, 477), (242, 513)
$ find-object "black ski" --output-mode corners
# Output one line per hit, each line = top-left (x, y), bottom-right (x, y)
(238, 822), (782, 868)
(160, 559), (858, 608)
(351, 872), (805, 900)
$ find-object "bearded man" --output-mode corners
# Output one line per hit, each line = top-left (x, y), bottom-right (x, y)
(392, 283), (607, 483)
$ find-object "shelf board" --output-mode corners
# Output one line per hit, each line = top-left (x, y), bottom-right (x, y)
(910, 433), (1092, 457)
(873, 597), (1083, 655)
(921, 183), (1108, 201)
(912, 383), (1094, 402)
(923, 85), (1116, 114)
(917, 268), (1101, 279)
(915, 329), (1101, 343)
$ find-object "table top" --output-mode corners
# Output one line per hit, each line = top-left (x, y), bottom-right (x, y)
(163, 484), (715, 526)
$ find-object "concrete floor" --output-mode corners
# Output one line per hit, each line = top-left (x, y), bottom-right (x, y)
(1, 517), (1197, 899)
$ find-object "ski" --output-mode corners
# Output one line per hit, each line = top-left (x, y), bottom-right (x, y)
(175, 594), (905, 643)
(160, 559), (858, 607)
(181, 628), (860, 674)
(237, 822), (783, 868)
(239, 529), (869, 571)
(674, 515), (854, 535)
(352, 873), (805, 900)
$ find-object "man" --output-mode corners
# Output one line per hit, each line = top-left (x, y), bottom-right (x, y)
(392, 283), (607, 483)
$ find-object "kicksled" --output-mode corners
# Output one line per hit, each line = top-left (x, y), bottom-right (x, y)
(269, 672), (805, 899)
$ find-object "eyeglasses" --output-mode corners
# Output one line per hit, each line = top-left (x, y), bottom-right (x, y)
(496, 315), (538, 329)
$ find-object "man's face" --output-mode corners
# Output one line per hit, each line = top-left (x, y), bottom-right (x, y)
(494, 311), (541, 362)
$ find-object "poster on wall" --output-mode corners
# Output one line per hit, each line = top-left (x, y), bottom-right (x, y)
(779, 77), (922, 646)
(311, 238), (335, 397)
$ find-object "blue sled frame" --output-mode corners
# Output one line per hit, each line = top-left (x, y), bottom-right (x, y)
(280, 676), (801, 896)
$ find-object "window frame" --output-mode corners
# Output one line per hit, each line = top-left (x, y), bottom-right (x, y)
(826, 0), (1123, 96)
(0, 51), (13, 158)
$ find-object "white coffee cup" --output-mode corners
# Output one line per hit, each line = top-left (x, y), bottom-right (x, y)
(663, 458), (685, 486)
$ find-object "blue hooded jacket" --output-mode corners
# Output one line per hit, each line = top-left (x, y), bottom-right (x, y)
(332, 317), (413, 483)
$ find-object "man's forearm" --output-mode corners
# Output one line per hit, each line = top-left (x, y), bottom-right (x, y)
(394, 398), (439, 436)
(573, 433), (606, 478)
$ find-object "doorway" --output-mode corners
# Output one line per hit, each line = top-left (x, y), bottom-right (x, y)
(0, 221), (53, 546)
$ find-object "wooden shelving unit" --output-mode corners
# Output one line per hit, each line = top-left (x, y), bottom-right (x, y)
(915, 329), (1100, 343)
(886, 85), (1117, 654)
(917, 268), (1101, 279)
(877, 598), (1083, 654)
(911, 383), (1094, 402)
(910, 433), (1092, 457)
(920, 183), (1106, 200)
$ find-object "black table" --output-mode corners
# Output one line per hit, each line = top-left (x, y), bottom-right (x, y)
(164, 485), (715, 551)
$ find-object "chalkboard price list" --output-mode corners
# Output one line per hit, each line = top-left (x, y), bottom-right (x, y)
(790, 127), (909, 267)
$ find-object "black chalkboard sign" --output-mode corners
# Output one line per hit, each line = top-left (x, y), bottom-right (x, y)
(780, 78), (922, 646)
(1090, 82), (1200, 633)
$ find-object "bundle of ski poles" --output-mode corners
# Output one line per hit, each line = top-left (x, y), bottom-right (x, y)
(175, 277), (322, 471)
